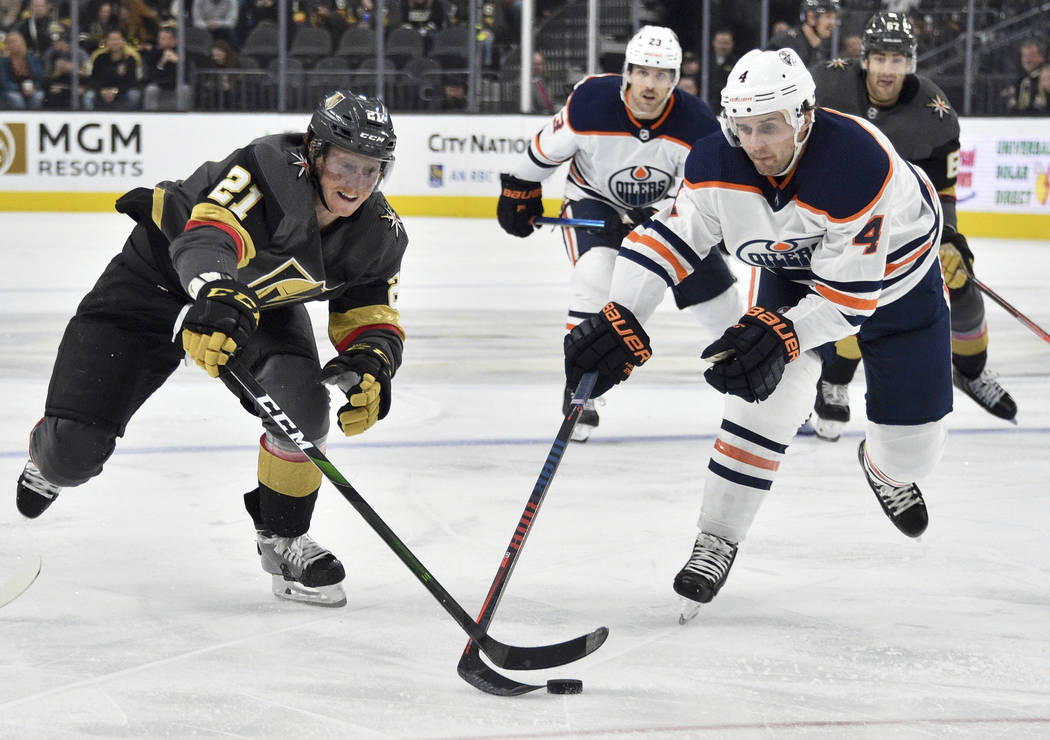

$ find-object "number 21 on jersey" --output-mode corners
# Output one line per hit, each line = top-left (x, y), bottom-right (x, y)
(207, 165), (263, 220)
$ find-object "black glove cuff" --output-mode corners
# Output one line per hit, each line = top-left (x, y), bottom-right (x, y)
(500, 173), (542, 199)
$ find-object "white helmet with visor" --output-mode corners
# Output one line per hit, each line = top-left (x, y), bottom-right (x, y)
(719, 48), (816, 174)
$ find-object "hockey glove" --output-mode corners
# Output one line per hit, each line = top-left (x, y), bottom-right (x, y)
(319, 343), (394, 436)
(701, 306), (800, 403)
(939, 228), (975, 290)
(181, 279), (260, 378)
(564, 302), (652, 398)
(600, 206), (657, 245)
(497, 173), (543, 237)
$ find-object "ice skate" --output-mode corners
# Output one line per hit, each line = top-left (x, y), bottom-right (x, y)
(952, 367), (1017, 423)
(673, 532), (738, 620)
(857, 441), (928, 538)
(810, 378), (850, 442)
(16, 460), (62, 519)
(256, 530), (347, 607)
(563, 385), (600, 442)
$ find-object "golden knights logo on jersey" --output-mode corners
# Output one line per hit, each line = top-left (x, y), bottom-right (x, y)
(609, 164), (673, 208)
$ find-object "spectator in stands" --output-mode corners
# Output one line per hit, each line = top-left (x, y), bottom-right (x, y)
(530, 49), (562, 114)
(676, 74), (698, 96)
(436, 71), (465, 110)
(118, 0), (160, 51)
(1021, 64), (1050, 115)
(294, 0), (349, 36)
(198, 38), (239, 109)
(143, 24), (191, 109)
(81, 1), (119, 54)
(1005, 38), (1047, 113)
(1, 0), (22, 30)
(680, 50), (699, 83)
(705, 28), (737, 103)
(42, 23), (89, 108)
(765, 0), (838, 68)
(0, 30), (46, 108)
(346, 0), (401, 30)
(84, 28), (141, 109)
(399, 0), (447, 39)
(193, 0), (239, 48)
(15, 0), (54, 57)
(841, 33), (861, 60)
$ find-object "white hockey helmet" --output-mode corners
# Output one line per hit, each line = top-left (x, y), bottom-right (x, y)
(620, 25), (682, 104)
(719, 48), (816, 141)
(719, 49), (816, 175)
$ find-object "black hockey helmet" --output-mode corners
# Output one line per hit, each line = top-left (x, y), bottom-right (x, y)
(862, 12), (917, 69)
(800, 0), (839, 23)
(307, 90), (396, 178)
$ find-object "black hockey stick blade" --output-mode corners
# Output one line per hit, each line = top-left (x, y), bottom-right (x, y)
(225, 359), (604, 672)
(457, 645), (543, 696)
(458, 373), (606, 694)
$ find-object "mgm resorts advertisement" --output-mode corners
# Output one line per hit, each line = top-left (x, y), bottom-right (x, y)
(0, 112), (561, 216)
(1, 112), (1047, 235)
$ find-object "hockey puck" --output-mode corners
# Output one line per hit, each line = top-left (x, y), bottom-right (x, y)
(546, 679), (583, 695)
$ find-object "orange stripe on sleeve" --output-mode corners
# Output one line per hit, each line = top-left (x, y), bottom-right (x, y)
(814, 283), (879, 311)
(884, 240), (933, 276)
(685, 179), (765, 196)
(625, 231), (689, 281)
(714, 439), (780, 471)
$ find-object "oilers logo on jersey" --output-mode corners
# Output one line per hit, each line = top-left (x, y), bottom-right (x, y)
(734, 235), (824, 274)
(610, 164), (673, 208)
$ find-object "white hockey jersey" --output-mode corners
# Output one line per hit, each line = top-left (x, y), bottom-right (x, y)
(510, 74), (719, 212)
(612, 108), (944, 351)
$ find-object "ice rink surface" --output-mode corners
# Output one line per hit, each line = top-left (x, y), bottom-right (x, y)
(1, 214), (1048, 739)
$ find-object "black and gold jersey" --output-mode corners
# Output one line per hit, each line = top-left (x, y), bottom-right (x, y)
(811, 59), (960, 228)
(116, 132), (408, 359)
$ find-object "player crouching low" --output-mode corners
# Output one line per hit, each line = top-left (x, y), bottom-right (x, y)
(564, 49), (951, 615)
(16, 90), (408, 608)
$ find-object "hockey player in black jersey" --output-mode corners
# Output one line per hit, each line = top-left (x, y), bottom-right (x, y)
(764, 0), (840, 69)
(15, 90), (408, 608)
(806, 11), (1017, 440)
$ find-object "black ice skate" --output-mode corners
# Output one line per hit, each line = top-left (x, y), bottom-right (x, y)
(857, 440), (928, 538)
(256, 530), (347, 607)
(674, 532), (738, 622)
(16, 460), (62, 519)
(563, 385), (600, 442)
(809, 378), (850, 442)
(952, 367), (1017, 423)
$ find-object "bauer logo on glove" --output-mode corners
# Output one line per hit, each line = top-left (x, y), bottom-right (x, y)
(701, 305), (798, 403)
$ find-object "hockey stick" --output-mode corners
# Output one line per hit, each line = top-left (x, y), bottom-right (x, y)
(534, 216), (605, 229)
(224, 358), (607, 671)
(0, 555), (42, 608)
(968, 271), (1050, 345)
(457, 373), (602, 696)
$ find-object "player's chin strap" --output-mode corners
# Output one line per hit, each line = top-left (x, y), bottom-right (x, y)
(306, 138), (334, 214)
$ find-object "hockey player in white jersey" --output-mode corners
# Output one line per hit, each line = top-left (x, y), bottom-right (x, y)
(496, 25), (742, 441)
(563, 49), (952, 613)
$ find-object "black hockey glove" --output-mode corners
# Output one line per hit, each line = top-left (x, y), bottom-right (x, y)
(181, 279), (260, 378)
(319, 342), (394, 436)
(701, 306), (800, 403)
(601, 206), (657, 245)
(564, 302), (652, 398)
(939, 228), (974, 290)
(497, 173), (543, 237)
